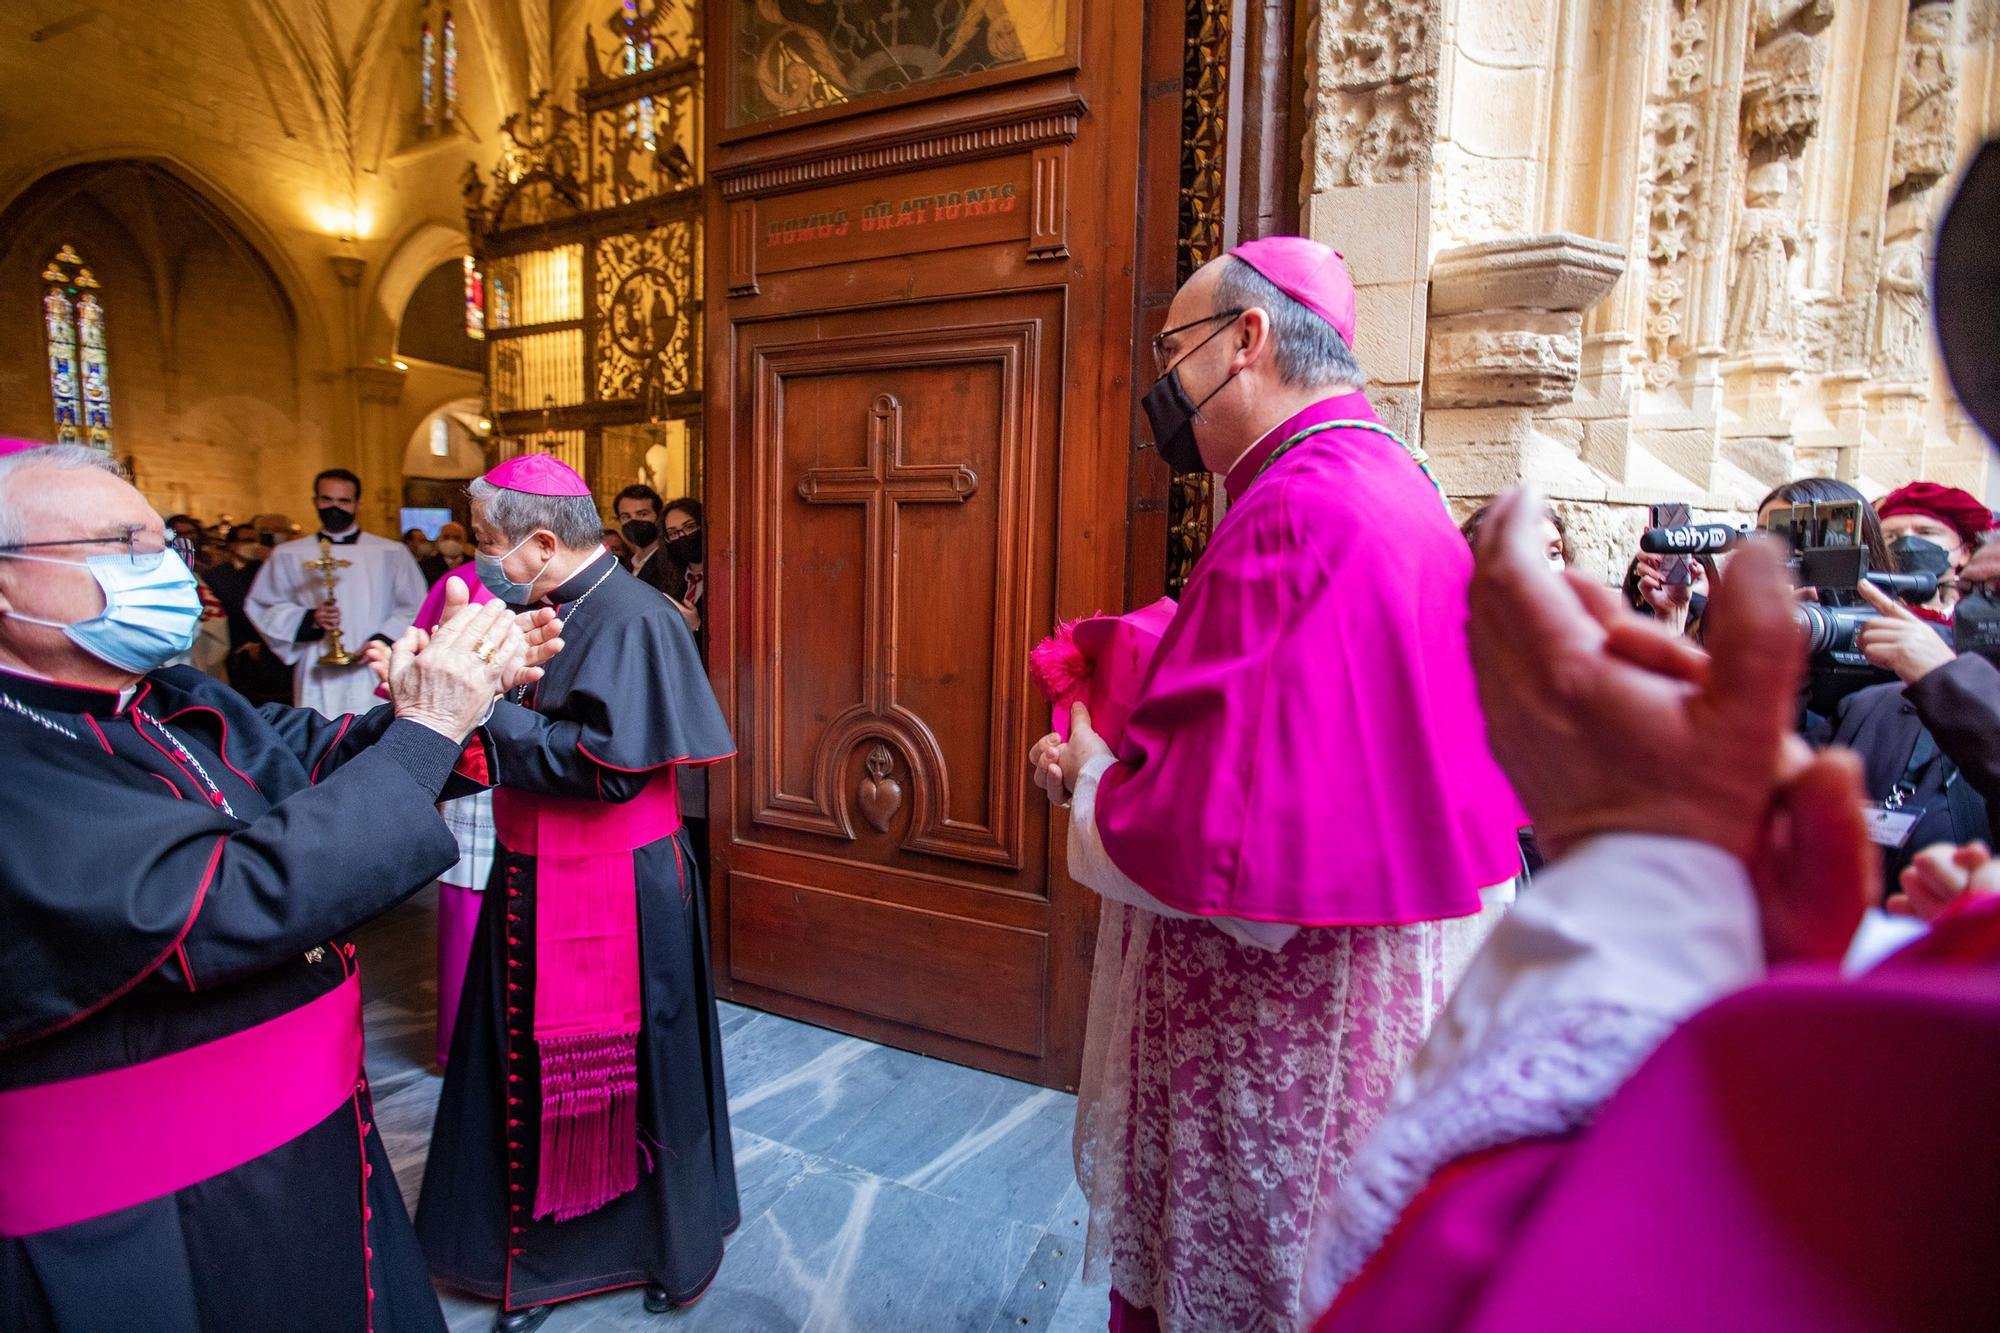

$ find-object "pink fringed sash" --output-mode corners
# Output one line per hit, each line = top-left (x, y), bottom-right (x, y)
(493, 776), (680, 1222)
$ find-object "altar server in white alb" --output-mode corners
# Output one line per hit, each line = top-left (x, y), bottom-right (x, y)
(245, 468), (427, 717)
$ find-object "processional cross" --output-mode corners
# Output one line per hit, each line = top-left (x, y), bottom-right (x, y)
(302, 537), (354, 666)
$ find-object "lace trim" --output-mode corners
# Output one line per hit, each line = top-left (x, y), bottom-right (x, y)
(1299, 1000), (1675, 1319)
(1075, 907), (1447, 1332)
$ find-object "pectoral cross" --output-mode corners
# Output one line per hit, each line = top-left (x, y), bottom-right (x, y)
(303, 537), (354, 666)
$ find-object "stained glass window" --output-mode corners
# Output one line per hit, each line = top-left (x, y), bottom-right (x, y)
(463, 254), (485, 340)
(623, 0), (657, 152)
(421, 22), (436, 131)
(41, 245), (111, 451)
(442, 13), (457, 124)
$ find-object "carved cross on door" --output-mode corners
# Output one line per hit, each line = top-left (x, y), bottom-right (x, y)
(796, 391), (978, 710)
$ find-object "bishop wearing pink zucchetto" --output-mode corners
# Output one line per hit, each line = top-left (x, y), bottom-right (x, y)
(1029, 238), (1526, 1333)
(414, 454), (737, 1332)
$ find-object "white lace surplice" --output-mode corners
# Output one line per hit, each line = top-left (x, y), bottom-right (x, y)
(1068, 756), (1454, 1332)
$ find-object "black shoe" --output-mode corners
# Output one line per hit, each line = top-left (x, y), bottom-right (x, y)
(643, 1284), (673, 1314)
(493, 1305), (553, 1333)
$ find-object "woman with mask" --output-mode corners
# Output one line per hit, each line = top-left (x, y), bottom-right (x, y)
(659, 497), (705, 648)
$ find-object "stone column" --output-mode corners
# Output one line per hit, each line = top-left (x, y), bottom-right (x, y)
(1299, 0), (1441, 445)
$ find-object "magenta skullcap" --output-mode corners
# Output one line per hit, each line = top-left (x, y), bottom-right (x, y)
(481, 453), (591, 497)
(1228, 236), (1357, 347)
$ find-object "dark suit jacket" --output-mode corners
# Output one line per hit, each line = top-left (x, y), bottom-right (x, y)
(1818, 658), (1999, 892)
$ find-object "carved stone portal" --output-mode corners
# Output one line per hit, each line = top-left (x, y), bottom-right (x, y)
(1303, 0), (1441, 191)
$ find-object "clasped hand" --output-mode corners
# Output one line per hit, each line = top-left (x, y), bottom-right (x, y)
(1029, 704), (1112, 808)
(376, 578), (564, 742)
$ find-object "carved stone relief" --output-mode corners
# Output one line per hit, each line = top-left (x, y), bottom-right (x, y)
(1303, 0), (1441, 191)
(1875, 204), (1932, 381)
(1891, 2), (1961, 200)
(1426, 234), (1624, 409)
(1641, 1), (1711, 389)
(1725, 163), (1799, 352)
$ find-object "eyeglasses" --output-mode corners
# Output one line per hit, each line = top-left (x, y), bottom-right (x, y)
(665, 521), (700, 540)
(1151, 308), (1245, 376)
(0, 529), (196, 570)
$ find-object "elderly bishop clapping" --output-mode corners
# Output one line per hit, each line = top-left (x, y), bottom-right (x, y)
(0, 444), (559, 1333)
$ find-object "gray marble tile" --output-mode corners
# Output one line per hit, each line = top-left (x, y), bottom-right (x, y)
(717, 1000), (760, 1036)
(816, 1050), (1079, 1229)
(1043, 1273), (1112, 1333)
(679, 1157), (1046, 1333)
(722, 1016), (910, 1156)
(371, 1074), (444, 1215)
(729, 1128), (816, 1234)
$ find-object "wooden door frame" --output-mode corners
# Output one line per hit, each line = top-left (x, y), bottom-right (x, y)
(698, 0), (1202, 1088)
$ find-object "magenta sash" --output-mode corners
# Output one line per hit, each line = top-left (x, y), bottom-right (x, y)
(492, 775), (680, 1221)
(0, 971), (363, 1237)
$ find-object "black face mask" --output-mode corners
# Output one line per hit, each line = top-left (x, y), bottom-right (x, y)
(1142, 319), (1242, 476)
(1889, 534), (1953, 579)
(317, 505), (356, 534)
(666, 532), (703, 566)
(621, 519), (660, 551)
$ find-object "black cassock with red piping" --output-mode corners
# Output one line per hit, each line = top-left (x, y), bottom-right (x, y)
(416, 551), (738, 1314)
(0, 665), (476, 1332)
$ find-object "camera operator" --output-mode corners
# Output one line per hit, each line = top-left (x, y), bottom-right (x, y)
(1807, 564), (1995, 896)
(1876, 481), (1995, 617)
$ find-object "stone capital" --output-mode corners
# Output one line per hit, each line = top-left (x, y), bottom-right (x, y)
(1428, 233), (1625, 317)
(350, 365), (406, 407)
(1425, 234), (1626, 408)
(328, 254), (367, 289)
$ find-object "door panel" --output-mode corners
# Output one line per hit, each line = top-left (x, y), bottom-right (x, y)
(704, 0), (1172, 1087)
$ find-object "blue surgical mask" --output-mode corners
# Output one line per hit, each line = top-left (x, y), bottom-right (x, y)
(1, 548), (202, 673)
(475, 531), (550, 605)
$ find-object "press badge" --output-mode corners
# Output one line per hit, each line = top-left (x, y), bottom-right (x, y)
(1861, 803), (1919, 848)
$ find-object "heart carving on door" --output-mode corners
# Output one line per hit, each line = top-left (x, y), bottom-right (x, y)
(857, 744), (904, 833)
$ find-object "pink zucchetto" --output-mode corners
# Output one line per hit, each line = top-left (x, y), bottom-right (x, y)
(1228, 236), (1358, 347)
(480, 453), (592, 497)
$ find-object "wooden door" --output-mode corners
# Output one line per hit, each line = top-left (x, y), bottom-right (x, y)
(702, 1), (1181, 1088)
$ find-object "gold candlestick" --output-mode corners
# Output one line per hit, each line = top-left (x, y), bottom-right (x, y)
(303, 536), (354, 667)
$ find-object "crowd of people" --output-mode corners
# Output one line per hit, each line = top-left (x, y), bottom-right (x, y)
(2, 141), (1997, 1333)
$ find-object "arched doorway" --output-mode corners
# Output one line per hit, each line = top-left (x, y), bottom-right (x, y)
(400, 397), (488, 532)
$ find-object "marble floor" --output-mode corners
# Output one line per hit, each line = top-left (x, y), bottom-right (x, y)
(354, 888), (1111, 1333)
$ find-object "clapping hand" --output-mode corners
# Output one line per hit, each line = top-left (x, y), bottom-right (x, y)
(387, 599), (517, 742)
(368, 578), (564, 696)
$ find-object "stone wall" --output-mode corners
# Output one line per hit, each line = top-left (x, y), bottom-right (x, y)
(1301, 0), (2000, 583)
(0, 0), (555, 532)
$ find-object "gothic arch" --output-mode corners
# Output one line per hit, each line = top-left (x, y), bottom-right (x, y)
(0, 151), (332, 374)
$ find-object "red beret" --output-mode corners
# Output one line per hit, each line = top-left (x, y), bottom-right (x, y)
(1876, 481), (1998, 544)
